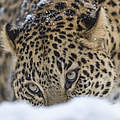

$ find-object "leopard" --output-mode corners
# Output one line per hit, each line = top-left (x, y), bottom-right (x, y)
(1, 0), (120, 106)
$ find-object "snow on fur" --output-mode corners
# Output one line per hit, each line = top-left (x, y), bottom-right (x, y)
(37, 0), (48, 6)
(0, 97), (120, 120)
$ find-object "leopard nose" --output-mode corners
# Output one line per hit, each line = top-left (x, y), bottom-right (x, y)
(45, 96), (68, 106)
(44, 88), (68, 106)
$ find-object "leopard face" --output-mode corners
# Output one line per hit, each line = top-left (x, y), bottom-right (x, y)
(2, 0), (117, 106)
(12, 37), (115, 106)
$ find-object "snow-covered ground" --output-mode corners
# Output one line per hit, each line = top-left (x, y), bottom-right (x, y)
(0, 97), (120, 120)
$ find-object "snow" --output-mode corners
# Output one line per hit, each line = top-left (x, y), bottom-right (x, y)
(37, 0), (48, 7)
(21, 14), (35, 27)
(24, 14), (33, 22)
(0, 8), (4, 16)
(0, 97), (120, 120)
(21, 0), (48, 27)
(21, 0), (28, 7)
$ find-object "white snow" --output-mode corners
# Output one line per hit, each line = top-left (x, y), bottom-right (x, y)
(0, 7), (4, 16)
(21, 14), (35, 26)
(37, 0), (48, 7)
(21, 0), (48, 27)
(24, 14), (33, 22)
(21, 0), (28, 7)
(0, 97), (120, 120)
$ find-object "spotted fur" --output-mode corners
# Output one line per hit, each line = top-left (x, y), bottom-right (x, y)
(86, 0), (120, 102)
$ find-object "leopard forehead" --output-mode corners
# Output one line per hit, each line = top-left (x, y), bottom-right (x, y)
(3, 0), (118, 106)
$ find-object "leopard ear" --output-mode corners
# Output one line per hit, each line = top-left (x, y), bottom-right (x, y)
(1, 23), (20, 55)
(86, 7), (112, 51)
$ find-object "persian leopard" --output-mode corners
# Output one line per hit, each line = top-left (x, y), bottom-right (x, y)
(1, 0), (119, 106)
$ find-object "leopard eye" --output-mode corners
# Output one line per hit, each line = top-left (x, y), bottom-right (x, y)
(25, 83), (43, 97)
(29, 83), (39, 93)
(65, 69), (79, 90)
(66, 71), (77, 81)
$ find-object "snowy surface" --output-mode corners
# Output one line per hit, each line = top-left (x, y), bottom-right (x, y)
(0, 97), (120, 120)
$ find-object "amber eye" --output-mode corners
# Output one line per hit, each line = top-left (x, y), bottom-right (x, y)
(29, 84), (39, 93)
(65, 68), (79, 90)
(25, 83), (43, 97)
(66, 71), (77, 81)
